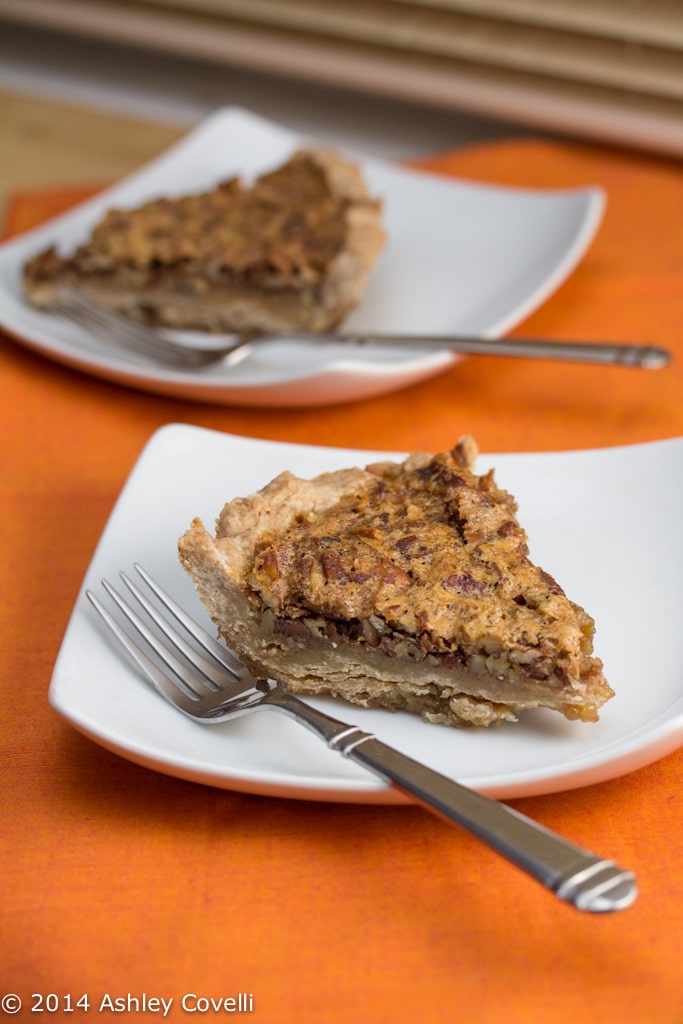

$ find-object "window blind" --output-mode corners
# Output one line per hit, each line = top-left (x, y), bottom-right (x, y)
(2, 0), (681, 154)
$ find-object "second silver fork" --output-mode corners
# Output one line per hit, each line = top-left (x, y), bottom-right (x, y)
(50, 287), (671, 370)
(87, 564), (638, 914)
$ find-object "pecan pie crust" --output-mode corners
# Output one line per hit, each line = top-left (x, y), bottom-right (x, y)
(178, 438), (614, 728)
(23, 148), (385, 333)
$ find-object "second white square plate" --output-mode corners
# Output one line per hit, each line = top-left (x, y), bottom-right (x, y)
(0, 108), (604, 406)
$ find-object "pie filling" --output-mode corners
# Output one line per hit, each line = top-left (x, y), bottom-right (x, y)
(40, 276), (332, 333)
(268, 606), (571, 685)
(235, 598), (610, 727)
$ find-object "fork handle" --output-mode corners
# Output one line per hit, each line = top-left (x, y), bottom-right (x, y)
(325, 335), (670, 368)
(265, 690), (636, 912)
(346, 735), (636, 913)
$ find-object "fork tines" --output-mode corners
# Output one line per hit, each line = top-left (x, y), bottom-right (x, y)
(86, 565), (249, 710)
(51, 288), (221, 368)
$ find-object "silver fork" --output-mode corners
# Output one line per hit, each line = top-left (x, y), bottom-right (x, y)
(87, 564), (638, 914)
(50, 287), (670, 370)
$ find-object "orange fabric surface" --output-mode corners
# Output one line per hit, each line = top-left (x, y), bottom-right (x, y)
(1, 139), (682, 1023)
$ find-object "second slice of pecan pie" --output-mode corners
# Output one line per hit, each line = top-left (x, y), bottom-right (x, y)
(23, 148), (385, 334)
(178, 439), (613, 728)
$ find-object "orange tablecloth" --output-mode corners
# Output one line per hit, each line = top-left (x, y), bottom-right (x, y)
(1, 138), (682, 1023)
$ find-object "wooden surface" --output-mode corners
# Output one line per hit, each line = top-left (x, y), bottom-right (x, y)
(0, 89), (184, 223)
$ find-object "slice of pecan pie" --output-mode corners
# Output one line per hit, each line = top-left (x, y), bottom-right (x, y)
(178, 438), (613, 728)
(23, 148), (385, 333)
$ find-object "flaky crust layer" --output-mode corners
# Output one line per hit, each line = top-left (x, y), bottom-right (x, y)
(178, 440), (614, 727)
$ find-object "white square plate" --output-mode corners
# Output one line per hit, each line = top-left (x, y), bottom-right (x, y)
(0, 107), (604, 407)
(50, 425), (683, 801)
